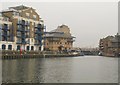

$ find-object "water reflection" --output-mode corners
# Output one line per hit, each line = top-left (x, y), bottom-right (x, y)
(2, 56), (118, 83)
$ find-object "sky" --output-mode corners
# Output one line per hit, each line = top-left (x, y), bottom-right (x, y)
(0, 1), (118, 48)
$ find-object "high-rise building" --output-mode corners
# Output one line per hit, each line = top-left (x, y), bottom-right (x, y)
(0, 5), (45, 51)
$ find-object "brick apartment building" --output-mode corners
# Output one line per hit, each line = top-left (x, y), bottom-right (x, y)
(0, 5), (45, 51)
(99, 33), (120, 57)
(44, 25), (75, 51)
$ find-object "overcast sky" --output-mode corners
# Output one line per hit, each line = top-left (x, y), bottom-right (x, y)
(1, 2), (118, 48)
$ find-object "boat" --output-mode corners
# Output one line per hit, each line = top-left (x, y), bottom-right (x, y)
(98, 51), (103, 56)
(70, 50), (84, 56)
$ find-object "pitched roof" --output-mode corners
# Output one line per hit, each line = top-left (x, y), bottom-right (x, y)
(9, 5), (29, 10)
(45, 32), (75, 38)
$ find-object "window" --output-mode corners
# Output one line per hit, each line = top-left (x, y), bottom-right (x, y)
(18, 19), (22, 24)
(32, 22), (34, 25)
(17, 45), (20, 50)
(26, 13), (30, 18)
(0, 33), (2, 41)
(31, 39), (33, 42)
(0, 13), (2, 17)
(2, 44), (6, 50)
(13, 12), (19, 16)
(33, 15), (36, 20)
(39, 47), (41, 50)
(8, 45), (12, 50)
(0, 24), (2, 29)
(7, 31), (10, 35)
(17, 38), (21, 43)
(26, 46), (29, 51)
(17, 32), (21, 36)
(31, 46), (34, 50)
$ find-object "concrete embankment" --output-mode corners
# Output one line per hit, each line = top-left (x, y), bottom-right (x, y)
(1, 54), (81, 59)
(1, 50), (82, 59)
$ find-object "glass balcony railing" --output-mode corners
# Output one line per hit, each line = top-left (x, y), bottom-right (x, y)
(25, 29), (29, 32)
(25, 22), (30, 26)
(35, 31), (40, 34)
(16, 41), (22, 44)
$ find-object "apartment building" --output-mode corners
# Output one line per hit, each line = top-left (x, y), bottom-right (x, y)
(44, 25), (75, 51)
(0, 13), (14, 50)
(99, 33), (120, 56)
(0, 5), (45, 51)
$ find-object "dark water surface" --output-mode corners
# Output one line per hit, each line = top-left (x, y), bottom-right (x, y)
(2, 56), (118, 83)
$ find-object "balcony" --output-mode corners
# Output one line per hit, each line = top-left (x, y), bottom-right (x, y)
(17, 21), (22, 25)
(35, 36), (43, 40)
(25, 41), (30, 44)
(25, 35), (29, 38)
(35, 31), (44, 35)
(34, 37), (39, 40)
(2, 33), (8, 37)
(21, 41), (26, 44)
(34, 41), (41, 45)
(35, 31), (40, 34)
(34, 43), (40, 45)
(17, 28), (24, 32)
(2, 34), (7, 38)
(2, 27), (9, 31)
(21, 35), (26, 39)
(25, 29), (30, 32)
(16, 41), (26, 44)
(25, 22), (30, 26)
(2, 17), (10, 22)
(17, 21), (25, 26)
(67, 39), (75, 42)
(16, 41), (22, 44)
(17, 35), (22, 38)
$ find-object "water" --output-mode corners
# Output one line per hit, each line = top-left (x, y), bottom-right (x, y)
(2, 56), (118, 83)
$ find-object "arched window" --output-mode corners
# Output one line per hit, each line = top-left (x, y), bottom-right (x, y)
(8, 45), (12, 50)
(27, 46), (29, 51)
(2, 44), (6, 50)
(17, 45), (20, 50)
(39, 47), (41, 51)
(31, 46), (34, 50)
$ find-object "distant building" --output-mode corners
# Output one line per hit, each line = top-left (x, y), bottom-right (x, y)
(0, 5), (45, 51)
(44, 25), (75, 51)
(99, 33), (120, 56)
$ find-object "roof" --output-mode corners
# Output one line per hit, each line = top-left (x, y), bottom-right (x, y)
(45, 24), (75, 38)
(44, 32), (75, 38)
(9, 5), (29, 10)
(111, 34), (120, 43)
